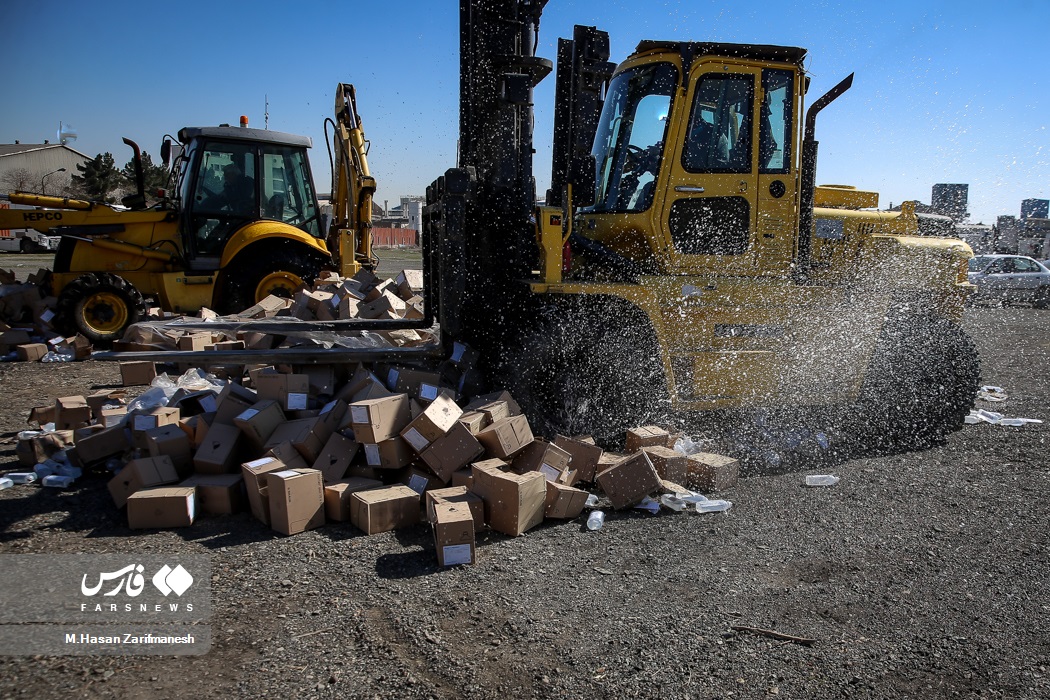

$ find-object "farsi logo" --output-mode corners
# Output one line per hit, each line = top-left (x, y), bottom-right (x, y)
(80, 564), (194, 597)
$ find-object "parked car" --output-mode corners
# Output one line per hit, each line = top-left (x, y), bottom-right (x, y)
(967, 254), (1050, 308)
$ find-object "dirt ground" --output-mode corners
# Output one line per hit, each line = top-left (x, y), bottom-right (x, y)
(1, 305), (1048, 699)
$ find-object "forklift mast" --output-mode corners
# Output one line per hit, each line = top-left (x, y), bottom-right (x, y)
(426, 0), (552, 355)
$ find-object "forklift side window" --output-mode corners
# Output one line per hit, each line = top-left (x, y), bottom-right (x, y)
(760, 69), (793, 173)
(682, 74), (753, 173)
(588, 62), (677, 214)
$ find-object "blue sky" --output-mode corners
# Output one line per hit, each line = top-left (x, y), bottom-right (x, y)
(1, 0), (1047, 225)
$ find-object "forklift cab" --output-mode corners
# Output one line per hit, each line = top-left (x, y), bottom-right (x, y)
(176, 126), (324, 269)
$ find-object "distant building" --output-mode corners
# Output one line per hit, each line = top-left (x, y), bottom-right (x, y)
(1021, 198), (1049, 220)
(0, 142), (90, 195)
(931, 183), (969, 222)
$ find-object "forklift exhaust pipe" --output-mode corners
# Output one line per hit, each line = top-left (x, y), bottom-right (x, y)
(797, 72), (854, 278)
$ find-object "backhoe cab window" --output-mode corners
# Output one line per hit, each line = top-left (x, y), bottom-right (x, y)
(760, 69), (793, 173)
(260, 147), (321, 238)
(683, 74), (753, 173)
(188, 142), (321, 255)
(589, 62), (677, 213)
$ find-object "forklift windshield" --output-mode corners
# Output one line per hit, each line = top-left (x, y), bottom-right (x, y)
(587, 62), (677, 214)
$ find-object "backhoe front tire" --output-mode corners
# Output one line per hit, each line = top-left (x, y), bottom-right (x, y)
(218, 242), (328, 315)
(55, 273), (147, 346)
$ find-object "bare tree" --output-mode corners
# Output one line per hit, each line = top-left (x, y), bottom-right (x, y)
(1, 168), (35, 193)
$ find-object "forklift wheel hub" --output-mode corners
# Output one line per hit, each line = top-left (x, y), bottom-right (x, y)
(82, 292), (128, 334)
(254, 271), (304, 302)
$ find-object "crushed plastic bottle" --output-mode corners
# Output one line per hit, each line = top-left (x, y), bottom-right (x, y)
(584, 494), (599, 508)
(41, 348), (75, 363)
(0, 477), (13, 490)
(660, 494), (688, 512)
(586, 510), (606, 531)
(42, 475), (75, 488)
(8, 472), (38, 485)
(56, 464), (82, 479)
(977, 385), (1008, 402)
(634, 497), (660, 514)
(34, 462), (57, 479)
(805, 474), (840, 487)
(695, 499), (732, 513)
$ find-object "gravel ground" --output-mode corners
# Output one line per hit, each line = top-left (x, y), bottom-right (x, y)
(1, 305), (1048, 699)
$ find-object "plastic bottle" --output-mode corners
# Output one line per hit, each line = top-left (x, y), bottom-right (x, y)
(586, 510), (606, 531)
(42, 475), (75, 488)
(584, 494), (599, 508)
(8, 472), (38, 485)
(805, 474), (840, 487)
(695, 499), (732, 513)
(660, 494), (688, 512)
(0, 477), (13, 490)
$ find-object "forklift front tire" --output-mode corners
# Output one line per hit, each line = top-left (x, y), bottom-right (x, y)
(56, 273), (147, 346)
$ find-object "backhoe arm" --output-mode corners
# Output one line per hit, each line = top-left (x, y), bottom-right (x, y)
(328, 83), (377, 276)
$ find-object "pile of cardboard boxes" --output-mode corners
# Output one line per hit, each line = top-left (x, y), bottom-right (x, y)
(14, 354), (739, 566)
(1, 268), (95, 362)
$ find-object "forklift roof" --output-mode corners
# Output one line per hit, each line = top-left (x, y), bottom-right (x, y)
(634, 41), (807, 66)
(177, 126), (312, 148)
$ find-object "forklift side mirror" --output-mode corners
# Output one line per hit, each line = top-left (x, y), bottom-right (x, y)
(160, 139), (171, 167)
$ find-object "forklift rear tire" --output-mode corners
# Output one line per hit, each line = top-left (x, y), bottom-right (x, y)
(55, 273), (147, 345)
(849, 313), (980, 452)
(218, 243), (327, 314)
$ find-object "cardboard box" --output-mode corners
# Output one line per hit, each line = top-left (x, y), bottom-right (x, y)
(387, 367), (443, 398)
(265, 468), (325, 535)
(193, 422), (243, 474)
(450, 468), (473, 489)
(686, 452), (739, 492)
(544, 481), (590, 519)
(362, 437), (415, 470)
(466, 391), (522, 416)
(15, 343), (47, 361)
(233, 399), (286, 449)
(395, 269), (424, 299)
(145, 424), (194, 476)
(54, 396), (92, 430)
(214, 382), (259, 425)
(264, 416), (330, 463)
(179, 474), (245, 515)
(626, 425), (670, 453)
(349, 394), (411, 443)
(108, 455), (180, 508)
(641, 446), (688, 485)
(554, 434), (603, 485)
(17, 429), (72, 466)
(126, 486), (197, 529)
(85, 389), (126, 417)
(312, 432), (359, 483)
(70, 425), (128, 466)
(265, 441), (310, 470)
(476, 415), (533, 460)
(99, 406), (128, 428)
(457, 411), (487, 435)
(419, 421), (485, 483)
(130, 407), (181, 448)
(433, 502), (476, 566)
(318, 399), (350, 433)
(27, 404), (56, 426)
(400, 394), (463, 453)
(469, 464), (546, 537)
(120, 361), (157, 387)
(168, 389), (219, 417)
(349, 484), (420, 535)
(177, 332), (211, 351)
(241, 456), (289, 524)
(513, 439), (572, 482)
(323, 477), (383, 521)
(402, 467), (440, 496)
(256, 371), (310, 411)
(425, 486), (484, 529)
(596, 452), (662, 509)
